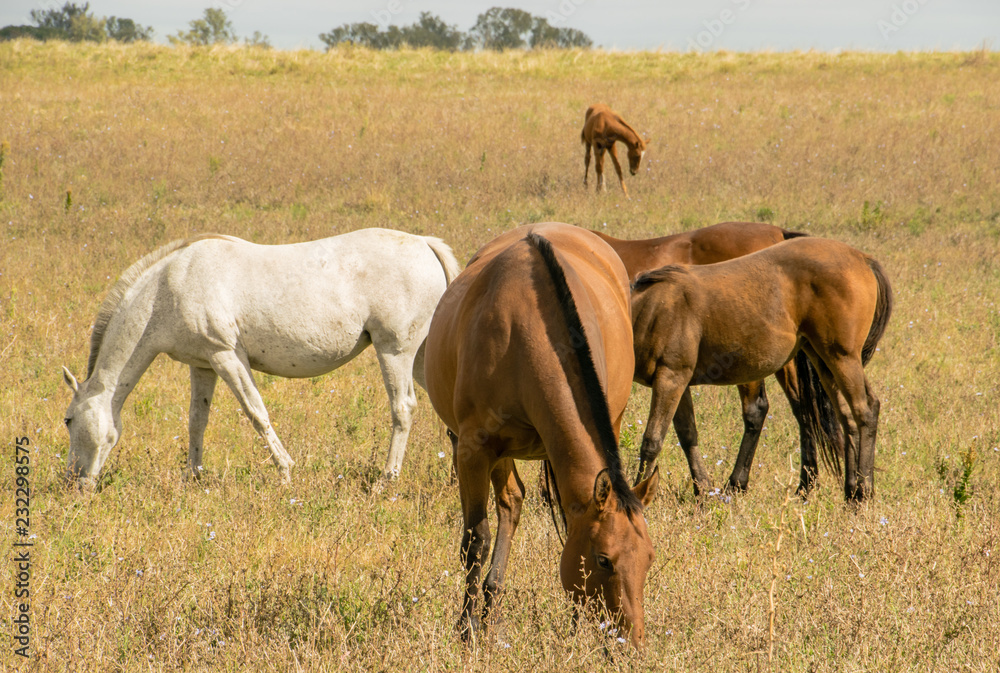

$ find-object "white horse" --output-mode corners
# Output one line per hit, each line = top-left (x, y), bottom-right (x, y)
(62, 228), (461, 489)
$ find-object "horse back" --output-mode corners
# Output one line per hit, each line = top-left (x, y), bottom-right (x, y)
(425, 223), (633, 457)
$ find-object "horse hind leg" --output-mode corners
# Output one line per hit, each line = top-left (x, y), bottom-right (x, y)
(594, 146), (607, 192)
(483, 460), (525, 629)
(187, 366), (218, 479)
(373, 343), (419, 480)
(803, 347), (876, 501)
(726, 381), (769, 494)
(209, 350), (295, 484)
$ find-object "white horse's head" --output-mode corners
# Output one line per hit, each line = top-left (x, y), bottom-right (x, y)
(62, 367), (120, 490)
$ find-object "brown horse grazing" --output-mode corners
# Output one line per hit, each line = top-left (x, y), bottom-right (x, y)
(629, 236), (892, 502)
(593, 221), (841, 495)
(425, 222), (659, 647)
(581, 104), (648, 197)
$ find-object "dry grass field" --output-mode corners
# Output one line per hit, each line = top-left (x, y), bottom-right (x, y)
(1, 41), (998, 671)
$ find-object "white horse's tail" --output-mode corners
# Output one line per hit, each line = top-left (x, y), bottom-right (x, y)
(423, 236), (462, 286)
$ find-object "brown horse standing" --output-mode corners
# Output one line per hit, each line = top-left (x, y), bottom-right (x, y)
(425, 222), (659, 647)
(594, 221), (840, 495)
(581, 104), (648, 197)
(629, 236), (892, 502)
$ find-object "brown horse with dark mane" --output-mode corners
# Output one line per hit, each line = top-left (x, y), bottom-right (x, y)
(425, 222), (659, 647)
(581, 104), (648, 197)
(594, 221), (840, 496)
(629, 236), (892, 501)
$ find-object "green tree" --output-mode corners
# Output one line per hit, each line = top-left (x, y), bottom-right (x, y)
(467, 7), (535, 51)
(399, 12), (464, 51)
(106, 17), (153, 43)
(530, 18), (592, 49)
(244, 31), (272, 49)
(319, 22), (400, 49)
(28, 2), (106, 42)
(170, 8), (238, 46)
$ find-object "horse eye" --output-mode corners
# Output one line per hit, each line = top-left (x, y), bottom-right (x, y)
(64, 418), (72, 427)
(595, 554), (613, 572)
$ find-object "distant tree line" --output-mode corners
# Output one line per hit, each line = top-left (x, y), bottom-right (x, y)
(0, 4), (270, 48)
(319, 7), (593, 52)
(1, 4), (588, 51)
(0, 3), (153, 43)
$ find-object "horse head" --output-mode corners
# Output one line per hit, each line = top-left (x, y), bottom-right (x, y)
(561, 466), (659, 648)
(62, 367), (120, 490)
(627, 137), (649, 175)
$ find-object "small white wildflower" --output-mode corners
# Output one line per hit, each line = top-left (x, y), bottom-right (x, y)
(438, 452), (445, 459)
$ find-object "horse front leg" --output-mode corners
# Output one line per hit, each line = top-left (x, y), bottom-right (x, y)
(594, 145), (607, 192)
(482, 459), (525, 629)
(607, 144), (628, 197)
(455, 432), (493, 642)
(662, 385), (712, 495)
(209, 350), (295, 484)
(187, 366), (218, 479)
(637, 369), (700, 488)
(726, 381), (769, 493)
(583, 142), (592, 187)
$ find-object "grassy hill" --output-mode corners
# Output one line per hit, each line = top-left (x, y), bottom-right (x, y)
(0, 41), (998, 671)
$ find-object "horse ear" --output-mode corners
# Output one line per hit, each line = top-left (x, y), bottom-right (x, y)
(62, 366), (79, 393)
(593, 468), (613, 512)
(632, 465), (659, 508)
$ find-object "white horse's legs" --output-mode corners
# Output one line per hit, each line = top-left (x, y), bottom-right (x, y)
(209, 350), (295, 484)
(188, 366), (218, 478)
(373, 345), (419, 479)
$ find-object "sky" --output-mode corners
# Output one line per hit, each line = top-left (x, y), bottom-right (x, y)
(1, 0), (997, 52)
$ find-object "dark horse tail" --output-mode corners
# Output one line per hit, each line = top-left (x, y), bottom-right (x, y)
(797, 252), (893, 476)
(525, 232), (641, 517)
(781, 228), (810, 240)
(861, 256), (893, 366)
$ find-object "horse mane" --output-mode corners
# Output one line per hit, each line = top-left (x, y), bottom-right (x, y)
(632, 264), (690, 290)
(85, 233), (234, 379)
(616, 116), (645, 148)
(524, 232), (641, 517)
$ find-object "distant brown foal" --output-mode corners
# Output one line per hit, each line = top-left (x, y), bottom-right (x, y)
(594, 221), (840, 496)
(425, 222), (659, 647)
(630, 236), (892, 502)
(581, 104), (648, 197)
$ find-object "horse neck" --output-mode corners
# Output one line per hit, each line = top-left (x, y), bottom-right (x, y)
(543, 425), (609, 516)
(610, 119), (642, 150)
(87, 284), (161, 417)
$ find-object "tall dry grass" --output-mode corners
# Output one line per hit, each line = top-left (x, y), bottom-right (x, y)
(0, 41), (998, 671)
